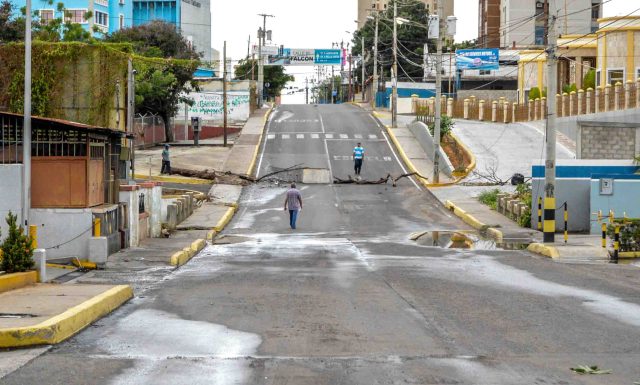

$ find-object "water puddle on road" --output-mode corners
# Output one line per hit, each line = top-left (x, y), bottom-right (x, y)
(410, 230), (529, 251)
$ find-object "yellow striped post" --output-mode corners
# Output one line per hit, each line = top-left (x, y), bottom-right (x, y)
(613, 225), (620, 263)
(93, 218), (101, 237)
(537, 197), (542, 231)
(609, 210), (614, 224)
(543, 197), (556, 243)
(601, 223), (607, 248)
(563, 203), (568, 244)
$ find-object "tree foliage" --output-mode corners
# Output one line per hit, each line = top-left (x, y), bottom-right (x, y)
(351, 0), (433, 85)
(234, 59), (294, 99)
(0, 212), (35, 273)
(0, 0), (24, 42)
(583, 69), (596, 90)
(105, 21), (200, 142)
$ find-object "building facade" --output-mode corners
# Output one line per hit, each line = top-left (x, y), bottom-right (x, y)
(357, 0), (455, 29)
(478, 0), (501, 48)
(596, 16), (640, 87)
(12, 0), (133, 36)
(132, 0), (211, 61)
(500, 0), (602, 49)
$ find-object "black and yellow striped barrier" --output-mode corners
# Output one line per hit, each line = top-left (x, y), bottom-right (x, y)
(613, 225), (620, 263)
(601, 223), (607, 248)
(537, 197), (542, 231)
(563, 203), (568, 244)
(543, 197), (555, 243)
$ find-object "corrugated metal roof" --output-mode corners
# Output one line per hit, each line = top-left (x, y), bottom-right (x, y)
(0, 112), (132, 138)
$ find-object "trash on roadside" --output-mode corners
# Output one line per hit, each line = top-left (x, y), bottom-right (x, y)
(570, 365), (612, 375)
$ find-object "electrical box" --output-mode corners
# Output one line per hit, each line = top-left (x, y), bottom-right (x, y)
(447, 16), (457, 37)
(428, 15), (439, 39)
(599, 178), (614, 195)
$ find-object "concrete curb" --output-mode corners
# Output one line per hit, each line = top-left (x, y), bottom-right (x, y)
(620, 251), (640, 259)
(214, 206), (237, 232)
(170, 239), (207, 267)
(527, 243), (560, 259)
(246, 104), (275, 178)
(133, 174), (211, 185)
(0, 271), (38, 294)
(444, 200), (504, 243)
(0, 285), (133, 348)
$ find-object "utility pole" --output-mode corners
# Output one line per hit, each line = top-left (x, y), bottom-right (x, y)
(391, 0), (398, 127)
(544, 0), (558, 243)
(348, 54), (353, 102)
(361, 35), (365, 102)
(127, 58), (135, 178)
(305, 77), (309, 104)
(433, 0), (444, 183)
(223, 41), (228, 147)
(257, 13), (274, 108)
(22, 0), (32, 228)
(423, 43), (429, 82)
(373, 11), (379, 107)
(247, 35), (250, 58)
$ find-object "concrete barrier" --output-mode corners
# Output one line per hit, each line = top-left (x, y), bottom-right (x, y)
(302, 168), (332, 184)
(407, 121), (454, 177)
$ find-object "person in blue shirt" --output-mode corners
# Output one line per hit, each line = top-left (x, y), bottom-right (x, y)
(161, 144), (171, 174)
(353, 142), (364, 176)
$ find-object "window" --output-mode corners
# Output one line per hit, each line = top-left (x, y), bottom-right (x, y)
(119, 14), (124, 29)
(64, 9), (88, 23)
(607, 69), (624, 85)
(596, 69), (601, 87)
(119, 0), (125, 5)
(479, 69), (492, 75)
(95, 10), (108, 27)
(95, 0), (108, 6)
(591, 2), (600, 20)
(39, 9), (54, 24)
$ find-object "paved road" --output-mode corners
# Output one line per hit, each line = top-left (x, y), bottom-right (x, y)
(4, 104), (640, 384)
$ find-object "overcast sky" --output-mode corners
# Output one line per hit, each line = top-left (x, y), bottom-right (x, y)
(212, 0), (639, 103)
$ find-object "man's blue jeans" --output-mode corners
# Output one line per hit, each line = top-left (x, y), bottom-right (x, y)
(289, 210), (299, 229)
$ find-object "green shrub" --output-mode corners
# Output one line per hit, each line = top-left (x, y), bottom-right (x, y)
(583, 69), (596, 90)
(515, 182), (532, 228)
(607, 219), (640, 252)
(0, 212), (35, 273)
(562, 83), (578, 94)
(428, 115), (454, 140)
(528, 87), (541, 100)
(478, 189), (501, 210)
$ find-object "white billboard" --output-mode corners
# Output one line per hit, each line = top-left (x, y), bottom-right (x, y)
(252, 45), (279, 56)
(182, 91), (250, 121)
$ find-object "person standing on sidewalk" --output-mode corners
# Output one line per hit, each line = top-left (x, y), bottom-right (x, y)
(284, 183), (303, 229)
(353, 142), (365, 177)
(161, 144), (171, 174)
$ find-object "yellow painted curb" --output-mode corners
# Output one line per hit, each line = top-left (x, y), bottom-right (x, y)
(0, 271), (38, 294)
(190, 239), (206, 254)
(133, 174), (212, 185)
(444, 200), (504, 242)
(206, 229), (218, 241)
(71, 259), (97, 270)
(0, 285), (133, 348)
(527, 243), (560, 259)
(214, 206), (237, 232)
(246, 104), (275, 177)
(46, 263), (77, 271)
(169, 250), (187, 266)
(619, 251), (640, 259)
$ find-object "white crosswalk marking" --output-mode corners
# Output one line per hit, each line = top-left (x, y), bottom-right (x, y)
(384, 156), (392, 161)
(296, 134), (305, 139)
(369, 134), (378, 139)
(311, 134), (319, 139)
(354, 134), (363, 139)
(281, 134), (290, 139)
(267, 134), (276, 140)
(340, 134), (348, 139)
(325, 134), (334, 139)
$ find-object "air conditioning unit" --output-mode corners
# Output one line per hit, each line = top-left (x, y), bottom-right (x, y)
(536, 2), (544, 8)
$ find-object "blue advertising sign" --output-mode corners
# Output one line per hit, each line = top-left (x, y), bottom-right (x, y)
(266, 49), (342, 66)
(455, 49), (499, 70)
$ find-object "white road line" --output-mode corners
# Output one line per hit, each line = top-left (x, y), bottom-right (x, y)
(311, 134), (320, 139)
(296, 134), (305, 139)
(267, 134), (276, 140)
(380, 129), (421, 191)
(256, 107), (277, 179)
(340, 134), (348, 139)
(354, 134), (363, 139)
(318, 112), (334, 181)
(369, 134), (378, 139)
(282, 134), (290, 139)
(325, 133), (334, 139)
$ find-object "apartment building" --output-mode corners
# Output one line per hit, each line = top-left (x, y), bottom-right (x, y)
(500, 0), (602, 49)
(357, 0), (455, 29)
(478, 0), (501, 48)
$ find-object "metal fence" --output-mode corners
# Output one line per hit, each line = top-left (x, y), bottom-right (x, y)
(133, 114), (165, 148)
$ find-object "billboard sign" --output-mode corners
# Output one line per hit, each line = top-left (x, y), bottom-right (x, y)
(182, 92), (250, 121)
(266, 48), (342, 66)
(252, 45), (279, 56)
(455, 49), (499, 70)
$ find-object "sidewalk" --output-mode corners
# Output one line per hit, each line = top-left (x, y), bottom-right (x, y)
(362, 103), (608, 261)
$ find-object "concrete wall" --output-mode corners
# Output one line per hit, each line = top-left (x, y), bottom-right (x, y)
(0, 165), (22, 237)
(590, 177), (640, 234)
(579, 123), (637, 159)
(30, 208), (93, 259)
(181, 0), (212, 61)
(457, 90), (518, 103)
(551, 107), (640, 146)
(408, 121), (454, 177)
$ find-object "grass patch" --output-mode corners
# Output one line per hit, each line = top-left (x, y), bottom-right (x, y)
(478, 189), (501, 210)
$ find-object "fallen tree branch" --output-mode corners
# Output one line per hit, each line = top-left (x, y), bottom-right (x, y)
(169, 167), (217, 180)
(333, 174), (391, 185)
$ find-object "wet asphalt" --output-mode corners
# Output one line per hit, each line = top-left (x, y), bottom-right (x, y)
(4, 104), (640, 384)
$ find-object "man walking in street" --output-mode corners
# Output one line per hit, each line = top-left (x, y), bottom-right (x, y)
(161, 144), (171, 174)
(353, 142), (365, 177)
(284, 183), (303, 229)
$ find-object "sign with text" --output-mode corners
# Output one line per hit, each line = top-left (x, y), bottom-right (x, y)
(266, 48), (342, 66)
(455, 49), (499, 70)
(252, 45), (279, 56)
(181, 92), (250, 121)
